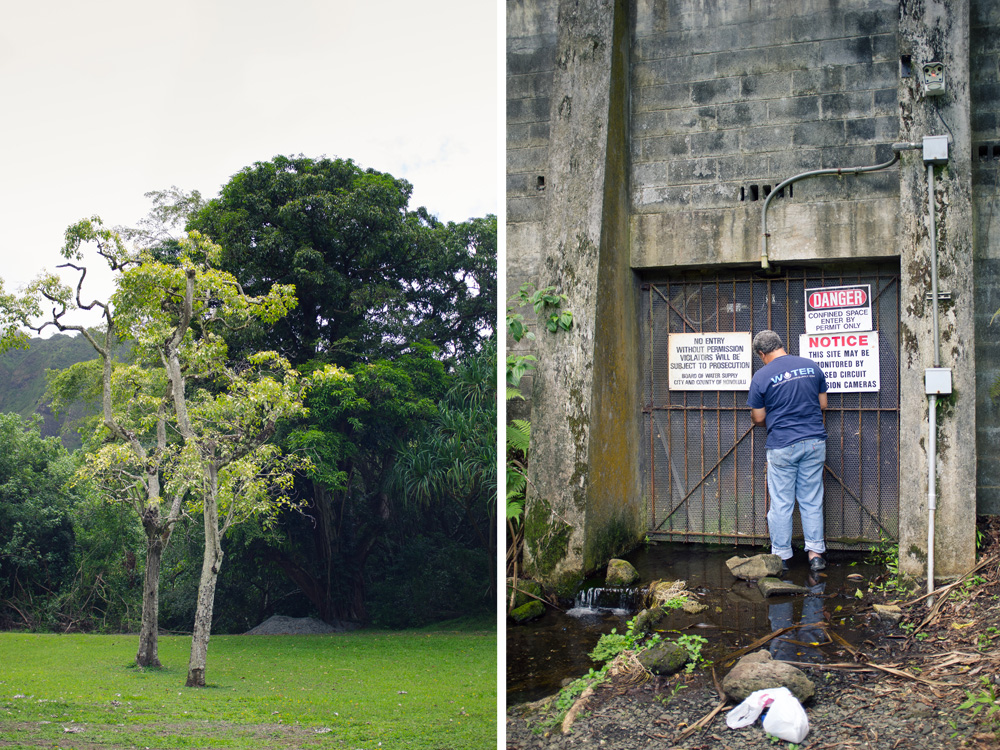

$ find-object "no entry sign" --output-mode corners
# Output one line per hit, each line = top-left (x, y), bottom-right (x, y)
(799, 332), (880, 392)
(804, 284), (872, 335)
(667, 332), (752, 391)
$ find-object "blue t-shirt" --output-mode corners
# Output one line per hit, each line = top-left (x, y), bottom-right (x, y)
(747, 354), (827, 450)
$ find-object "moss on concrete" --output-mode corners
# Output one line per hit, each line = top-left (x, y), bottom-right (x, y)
(585, 513), (642, 574)
(524, 496), (573, 581)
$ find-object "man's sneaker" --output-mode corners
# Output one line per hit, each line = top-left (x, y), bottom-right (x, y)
(781, 558), (790, 572)
(809, 555), (827, 572)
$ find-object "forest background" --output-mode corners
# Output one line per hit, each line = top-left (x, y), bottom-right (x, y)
(0, 153), (497, 638)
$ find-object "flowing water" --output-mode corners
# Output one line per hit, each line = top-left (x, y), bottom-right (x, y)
(507, 542), (890, 704)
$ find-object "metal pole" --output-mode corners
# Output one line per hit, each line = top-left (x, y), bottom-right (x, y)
(926, 162), (939, 606)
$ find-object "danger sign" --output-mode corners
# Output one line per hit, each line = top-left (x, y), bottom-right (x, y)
(799, 332), (880, 392)
(804, 284), (872, 335)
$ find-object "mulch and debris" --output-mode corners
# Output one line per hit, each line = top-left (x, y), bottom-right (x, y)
(507, 519), (1000, 749)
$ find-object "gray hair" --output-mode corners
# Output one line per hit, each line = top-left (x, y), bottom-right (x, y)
(752, 330), (784, 356)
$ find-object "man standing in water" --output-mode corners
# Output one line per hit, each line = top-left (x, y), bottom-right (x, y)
(748, 330), (829, 572)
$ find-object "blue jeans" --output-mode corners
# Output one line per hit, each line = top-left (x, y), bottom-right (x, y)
(766, 437), (827, 560)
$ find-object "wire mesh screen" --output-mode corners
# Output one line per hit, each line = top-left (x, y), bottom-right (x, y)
(641, 265), (900, 550)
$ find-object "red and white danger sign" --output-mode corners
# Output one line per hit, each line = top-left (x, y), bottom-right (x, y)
(799, 332), (880, 392)
(804, 284), (872, 335)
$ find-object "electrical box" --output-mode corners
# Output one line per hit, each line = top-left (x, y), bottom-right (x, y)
(925, 367), (952, 395)
(923, 135), (949, 164)
(921, 61), (946, 96)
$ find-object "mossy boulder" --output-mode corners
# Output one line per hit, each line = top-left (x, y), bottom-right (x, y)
(606, 558), (639, 586)
(632, 605), (666, 634)
(510, 600), (545, 624)
(637, 641), (689, 675)
(507, 577), (543, 609)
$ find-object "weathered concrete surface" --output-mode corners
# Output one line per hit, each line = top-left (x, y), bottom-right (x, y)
(632, 199), (901, 269)
(897, 0), (977, 579)
(508, 0), (991, 589)
(521, 0), (644, 593)
(972, 1), (1000, 514)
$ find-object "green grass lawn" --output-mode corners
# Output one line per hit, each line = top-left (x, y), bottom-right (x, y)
(0, 622), (496, 749)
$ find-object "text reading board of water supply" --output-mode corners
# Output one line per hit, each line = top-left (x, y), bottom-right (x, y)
(667, 332), (752, 391)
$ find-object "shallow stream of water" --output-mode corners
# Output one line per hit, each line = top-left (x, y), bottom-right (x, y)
(507, 542), (890, 704)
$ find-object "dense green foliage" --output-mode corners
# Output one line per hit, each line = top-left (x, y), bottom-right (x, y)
(0, 154), (496, 638)
(0, 627), (496, 749)
(186, 155), (495, 366)
(0, 415), (80, 629)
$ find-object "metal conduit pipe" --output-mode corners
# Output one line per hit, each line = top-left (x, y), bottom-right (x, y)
(759, 143), (920, 269)
(927, 161), (940, 606)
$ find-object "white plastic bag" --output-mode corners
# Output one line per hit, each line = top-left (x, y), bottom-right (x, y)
(725, 687), (809, 743)
(725, 691), (767, 728)
(761, 688), (809, 743)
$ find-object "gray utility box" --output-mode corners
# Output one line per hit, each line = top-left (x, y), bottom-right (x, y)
(925, 367), (952, 395)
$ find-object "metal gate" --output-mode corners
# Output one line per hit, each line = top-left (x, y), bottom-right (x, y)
(641, 264), (900, 549)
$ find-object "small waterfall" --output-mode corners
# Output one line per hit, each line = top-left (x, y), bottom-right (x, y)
(567, 586), (645, 617)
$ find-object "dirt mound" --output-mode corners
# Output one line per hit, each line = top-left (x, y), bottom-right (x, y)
(244, 615), (355, 635)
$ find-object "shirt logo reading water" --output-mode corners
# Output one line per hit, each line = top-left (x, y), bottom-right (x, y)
(771, 367), (814, 385)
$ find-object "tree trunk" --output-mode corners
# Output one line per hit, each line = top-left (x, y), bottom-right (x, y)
(186, 474), (223, 688)
(135, 533), (165, 668)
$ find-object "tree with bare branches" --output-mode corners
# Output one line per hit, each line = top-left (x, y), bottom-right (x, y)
(1, 219), (326, 686)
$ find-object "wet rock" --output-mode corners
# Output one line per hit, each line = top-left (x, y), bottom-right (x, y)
(508, 577), (544, 609)
(727, 554), (783, 580)
(645, 579), (707, 614)
(758, 577), (809, 597)
(510, 600), (545, 623)
(632, 605), (666, 634)
(648, 579), (686, 602)
(722, 650), (816, 703)
(606, 559), (640, 586)
(637, 641), (689, 675)
(681, 598), (708, 614)
(873, 603), (904, 625)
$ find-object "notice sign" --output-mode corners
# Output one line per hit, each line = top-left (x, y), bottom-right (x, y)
(804, 284), (872, 334)
(668, 332), (752, 391)
(799, 331), (880, 392)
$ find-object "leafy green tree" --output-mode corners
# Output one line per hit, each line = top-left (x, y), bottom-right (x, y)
(0, 414), (80, 629)
(186, 154), (495, 365)
(108, 228), (310, 687)
(272, 344), (449, 623)
(392, 339), (497, 599)
(4, 220), (311, 687)
(5, 221), (186, 665)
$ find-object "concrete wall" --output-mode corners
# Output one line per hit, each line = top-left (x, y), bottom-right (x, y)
(896, 0), (976, 578)
(507, 0), (559, 420)
(972, 0), (1000, 515)
(508, 0), (990, 588)
(517, 0), (644, 595)
(630, 0), (900, 268)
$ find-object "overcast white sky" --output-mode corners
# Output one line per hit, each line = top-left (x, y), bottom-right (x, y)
(0, 0), (498, 312)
